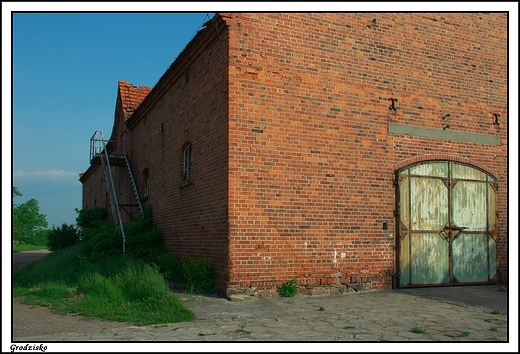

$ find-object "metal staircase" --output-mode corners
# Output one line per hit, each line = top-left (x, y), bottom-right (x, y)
(124, 155), (144, 213)
(90, 131), (145, 252)
(90, 130), (127, 252)
(90, 130), (144, 253)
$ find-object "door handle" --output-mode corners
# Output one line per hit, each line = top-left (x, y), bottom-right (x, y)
(444, 226), (468, 231)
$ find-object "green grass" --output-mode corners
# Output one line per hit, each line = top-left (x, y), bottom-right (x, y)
(12, 244), (48, 252)
(236, 324), (251, 335)
(412, 325), (427, 334)
(457, 331), (470, 337)
(343, 325), (356, 330)
(13, 245), (195, 326)
(280, 278), (298, 297)
(490, 326), (498, 332)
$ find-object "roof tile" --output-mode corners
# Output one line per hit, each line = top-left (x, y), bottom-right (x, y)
(118, 80), (152, 119)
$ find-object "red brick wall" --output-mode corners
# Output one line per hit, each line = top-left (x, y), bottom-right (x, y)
(82, 13), (507, 295)
(124, 20), (231, 293)
(81, 166), (106, 211)
(224, 13), (508, 290)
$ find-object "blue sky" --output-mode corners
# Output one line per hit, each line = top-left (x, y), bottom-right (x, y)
(9, 9), (213, 227)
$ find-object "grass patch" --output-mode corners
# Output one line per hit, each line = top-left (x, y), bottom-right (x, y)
(318, 306), (325, 311)
(14, 245), (81, 287)
(13, 246), (195, 326)
(412, 325), (427, 334)
(490, 326), (498, 332)
(490, 310), (501, 315)
(457, 331), (470, 338)
(71, 261), (195, 325)
(13, 244), (48, 252)
(484, 317), (507, 325)
(236, 324), (251, 335)
(13, 208), (214, 326)
(343, 325), (356, 330)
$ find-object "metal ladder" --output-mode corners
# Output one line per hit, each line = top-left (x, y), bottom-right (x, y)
(90, 130), (126, 253)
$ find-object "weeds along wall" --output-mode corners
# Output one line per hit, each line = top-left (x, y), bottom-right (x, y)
(223, 13), (508, 292)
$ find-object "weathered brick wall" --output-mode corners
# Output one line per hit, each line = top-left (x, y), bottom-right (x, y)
(81, 161), (134, 224)
(82, 13), (507, 295)
(224, 13), (507, 292)
(81, 166), (106, 211)
(124, 18), (231, 293)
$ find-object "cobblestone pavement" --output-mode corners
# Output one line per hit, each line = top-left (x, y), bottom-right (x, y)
(9, 251), (517, 352)
(11, 285), (516, 351)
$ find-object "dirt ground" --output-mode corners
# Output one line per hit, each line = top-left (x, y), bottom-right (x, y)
(12, 297), (131, 338)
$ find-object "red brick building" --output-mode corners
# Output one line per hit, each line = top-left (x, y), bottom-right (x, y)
(80, 13), (508, 297)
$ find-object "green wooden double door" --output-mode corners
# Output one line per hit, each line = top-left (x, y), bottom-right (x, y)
(396, 161), (498, 287)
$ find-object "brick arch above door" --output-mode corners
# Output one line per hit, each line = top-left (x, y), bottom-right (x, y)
(393, 154), (497, 180)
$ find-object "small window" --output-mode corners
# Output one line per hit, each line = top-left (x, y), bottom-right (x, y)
(183, 143), (192, 180)
(143, 168), (149, 197)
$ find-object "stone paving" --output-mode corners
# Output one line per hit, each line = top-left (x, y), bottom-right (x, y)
(10, 251), (517, 352)
(13, 286), (512, 344)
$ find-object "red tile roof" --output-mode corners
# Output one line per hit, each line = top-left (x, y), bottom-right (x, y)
(118, 80), (152, 120)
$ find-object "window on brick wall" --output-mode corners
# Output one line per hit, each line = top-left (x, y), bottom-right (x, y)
(183, 142), (192, 180)
(143, 168), (149, 197)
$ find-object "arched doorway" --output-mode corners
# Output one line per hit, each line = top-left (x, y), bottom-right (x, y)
(395, 161), (498, 287)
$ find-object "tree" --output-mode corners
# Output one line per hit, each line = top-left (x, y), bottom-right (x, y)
(12, 187), (48, 245)
(47, 223), (81, 251)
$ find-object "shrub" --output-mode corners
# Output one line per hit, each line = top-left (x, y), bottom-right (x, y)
(146, 249), (178, 280)
(77, 221), (121, 263)
(181, 257), (214, 293)
(76, 205), (171, 269)
(123, 206), (164, 262)
(167, 257), (186, 283)
(47, 223), (81, 251)
(280, 278), (298, 297)
(76, 207), (107, 229)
